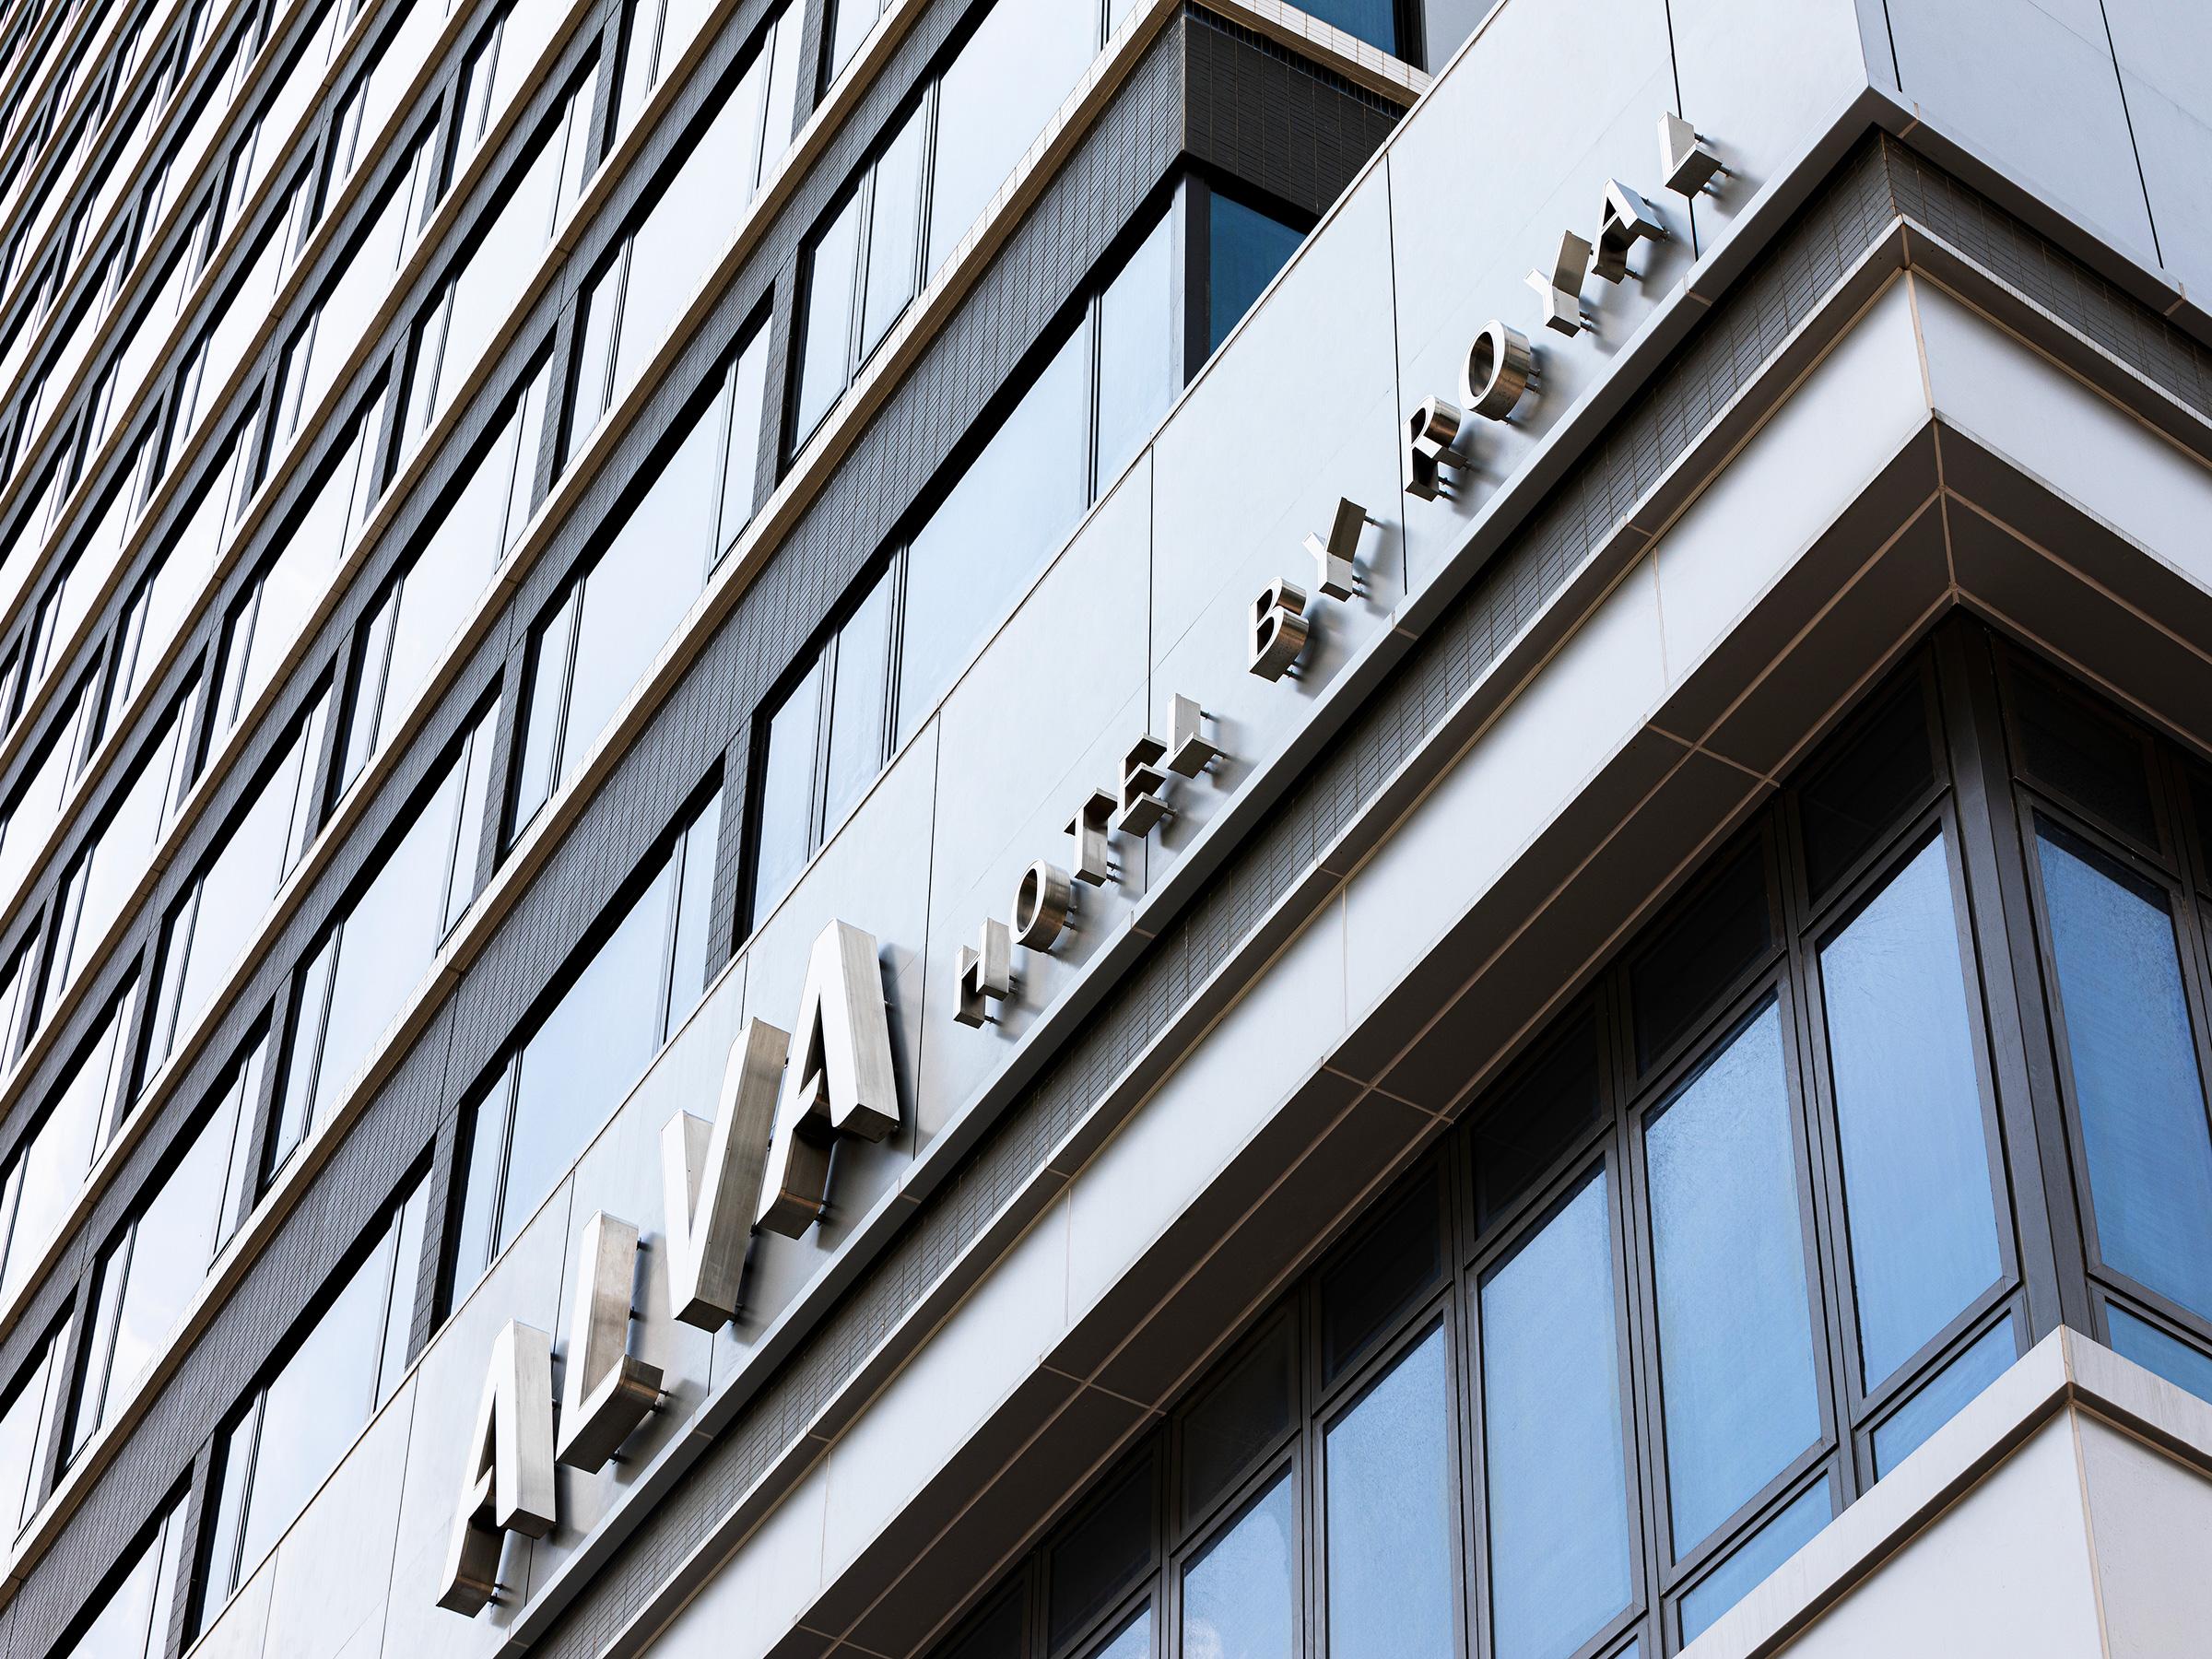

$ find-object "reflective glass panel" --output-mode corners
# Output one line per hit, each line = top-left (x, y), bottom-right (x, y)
(858, 104), (925, 361)
(2108, 1306), (2212, 1406)
(1318, 1175), (1442, 1384)
(1206, 193), (1301, 354)
(898, 317), (1091, 741)
(1326, 1325), (1452, 1659)
(1797, 677), (1934, 902)
(1646, 1003), (1820, 1554)
(751, 656), (821, 924)
(1677, 1479), (1831, 1644)
(1181, 1474), (1292, 1659)
(1180, 1315), (1293, 1524)
(1821, 835), (2001, 1387)
(820, 569), (892, 831)
(1482, 1170), (1632, 1659)
(2036, 825), (2212, 1321)
(1871, 1316), (2018, 1477)
(1049, 1455), (1153, 1652)
(1096, 198), (1180, 488)
(794, 191), (861, 444)
(1630, 842), (1771, 1072)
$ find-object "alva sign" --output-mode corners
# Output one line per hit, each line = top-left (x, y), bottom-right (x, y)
(437, 112), (1724, 1617)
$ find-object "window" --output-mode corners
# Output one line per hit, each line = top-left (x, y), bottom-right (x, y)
(216, 391), (384, 731)
(172, 173), (305, 448)
(114, 406), (256, 709)
(0, 980), (137, 1307)
(405, 65), (596, 443)
(924, 0), (1099, 272)
(572, 9), (794, 445)
(53, 1491), (186, 1659)
(195, 1173), (427, 1630)
(342, 359), (547, 789)
(1204, 192), (1303, 356)
(0, 1319), (70, 1537)
(791, 96), (925, 444)
(49, 675), (201, 998)
(1300, 0), (1403, 55)
(512, 334), (764, 837)
(0, 676), (97, 916)
(271, 703), (499, 1180)
(452, 783), (722, 1291)
(616, 0), (721, 135)
(934, 643), (2048, 1658)
(68, 1034), (259, 1455)
(270, 127), (436, 457)
(145, 690), (330, 1077)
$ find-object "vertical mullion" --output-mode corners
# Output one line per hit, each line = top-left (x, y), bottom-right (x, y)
(1931, 620), (2086, 1339)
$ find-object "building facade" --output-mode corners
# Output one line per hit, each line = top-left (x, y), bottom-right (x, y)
(0, 0), (2209, 1656)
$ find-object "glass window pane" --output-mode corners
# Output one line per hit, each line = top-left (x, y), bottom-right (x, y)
(935, 1583), (1026, 1659)
(1482, 1170), (1632, 1659)
(898, 317), (1091, 741)
(858, 104), (925, 362)
(1871, 1316), (2018, 1477)
(1473, 1012), (1603, 1234)
(85, 1060), (253, 1441)
(557, 389), (724, 778)
(718, 324), (771, 552)
(234, 1218), (398, 1572)
(2036, 825), (2212, 1321)
(1048, 1454), (1153, 1652)
(1630, 842), (1771, 1072)
(497, 858), (677, 1250)
(1095, 198), (1180, 488)
(1180, 1316), (1293, 1525)
(1, 985), (137, 1305)
(1090, 1607), (1148, 1659)
(751, 656), (822, 924)
(1299, 0), (1398, 53)
(613, 62), (766, 403)
(2010, 664), (2157, 848)
(1677, 1479), (1831, 1645)
(1181, 1474), (1292, 1659)
(794, 191), (862, 445)
(926, 0), (1096, 272)
(1796, 677), (1936, 901)
(1821, 835), (2002, 1387)
(2108, 1306), (2212, 1406)
(57, 1498), (178, 1659)
(1646, 1003), (1820, 1555)
(1318, 1175), (1442, 1385)
(821, 570), (893, 830)
(0, 1325), (63, 1533)
(310, 751), (466, 1130)
(1206, 194), (1301, 355)
(827, 0), (877, 76)
(667, 790), (724, 1028)
(1326, 1325), (1452, 1659)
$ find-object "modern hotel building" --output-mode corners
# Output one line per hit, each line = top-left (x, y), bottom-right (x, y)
(0, 0), (2208, 1655)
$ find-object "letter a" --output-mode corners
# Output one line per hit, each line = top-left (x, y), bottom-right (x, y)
(437, 1321), (556, 1615)
(756, 922), (898, 1236)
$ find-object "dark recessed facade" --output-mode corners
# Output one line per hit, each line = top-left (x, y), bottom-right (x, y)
(0, 3), (2208, 1659)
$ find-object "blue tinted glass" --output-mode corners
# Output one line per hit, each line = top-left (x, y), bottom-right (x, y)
(1182, 1474), (1293, 1659)
(1677, 1479), (1831, 1644)
(1092, 1607), (1149, 1659)
(1482, 1171), (1632, 1659)
(1872, 1317), (2018, 1477)
(1300, 0), (1397, 53)
(1207, 194), (1302, 354)
(2037, 828), (2212, 1321)
(2109, 1307), (2212, 1406)
(1647, 1004), (1820, 1554)
(1326, 1325), (1452, 1659)
(1821, 835), (2002, 1388)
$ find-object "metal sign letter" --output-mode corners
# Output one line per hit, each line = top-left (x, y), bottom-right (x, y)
(554, 1213), (664, 1472)
(756, 922), (900, 1236)
(437, 1321), (557, 1615)
(662, 1017), (787, 1329)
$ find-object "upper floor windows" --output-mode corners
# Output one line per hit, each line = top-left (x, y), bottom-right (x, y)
(616, 0), (724, 138)
(0, 1316), (69, 1542)
(571, 4), (797, 447)
(793, 0), (1106, 451)
(512, 324), (768, 838)
(194, 1168), (427, 1637)
(51, 1488), (185, 1659)
(753, 182), (1301, 928)
(271, 699), (498, 1182)
(452, 780), (722, 1293)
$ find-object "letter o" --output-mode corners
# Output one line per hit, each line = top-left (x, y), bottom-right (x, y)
(1011, 861), (1075, 950)
(1462, 320), (1535, 421)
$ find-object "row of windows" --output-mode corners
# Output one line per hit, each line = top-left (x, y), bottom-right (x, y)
(0, 0), (1323, 1628)
(0, 0), (779, 1135)
(925, 631), (2212, 1659)
(755, 175), (1300, 925)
